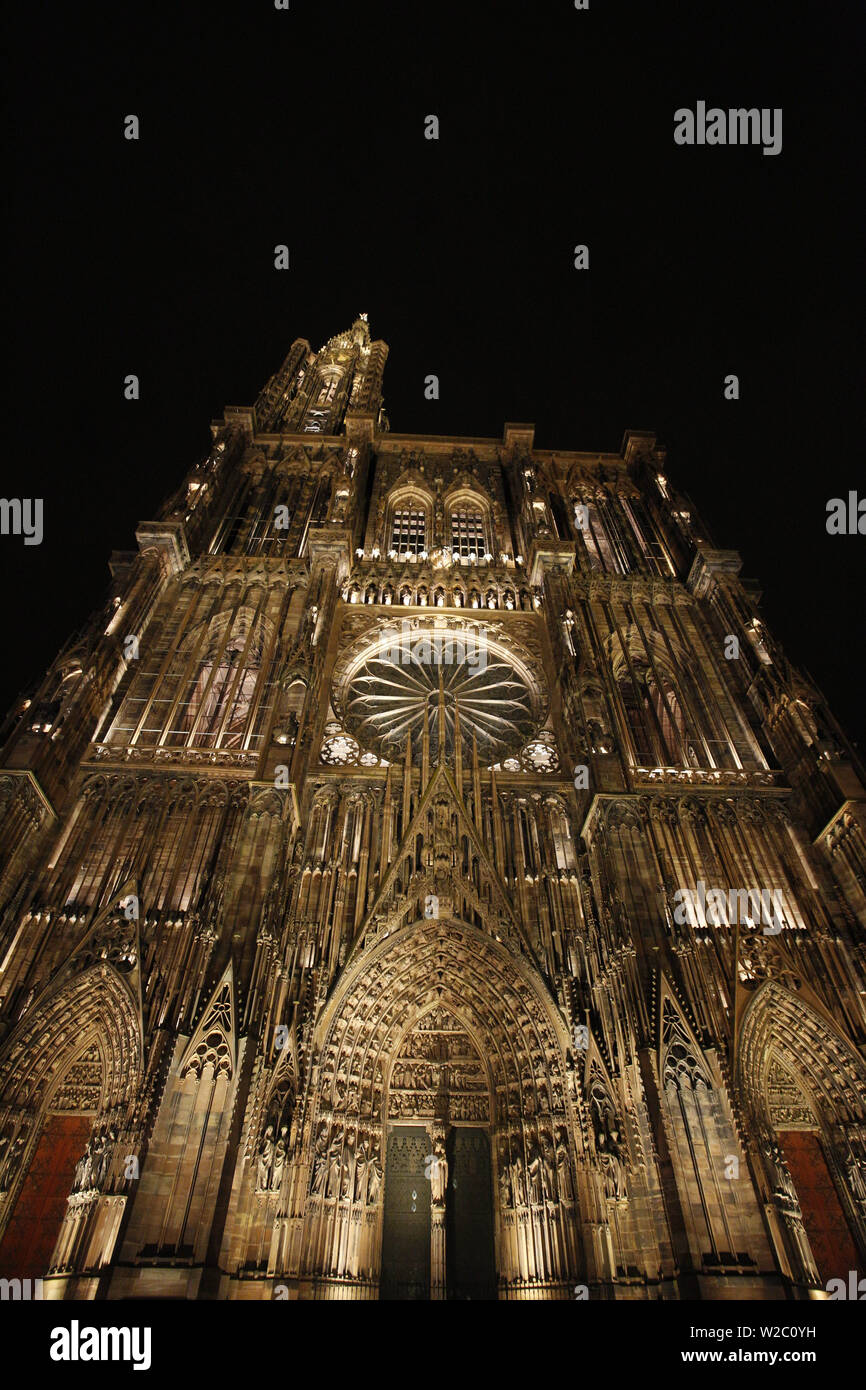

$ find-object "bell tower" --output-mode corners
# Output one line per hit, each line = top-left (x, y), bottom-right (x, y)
(253, 313), (388, 436)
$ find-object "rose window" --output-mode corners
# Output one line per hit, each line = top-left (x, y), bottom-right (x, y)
(320, 733), (360, 766)
(520, 736), (560, 774)
(332, 623), (546, 766)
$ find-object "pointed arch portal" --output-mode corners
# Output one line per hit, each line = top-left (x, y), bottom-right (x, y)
(0, 962), (142, 1280)
(738, 982), (866, 1286)
(302, 917), (582, 1299)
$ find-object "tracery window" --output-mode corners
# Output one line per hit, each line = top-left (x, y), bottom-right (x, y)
(184, 608), (267, 749)
(391, 507), (427, 555)
(608, 627), (691, 767)
(616, 660), (686, 766)
(574, 495), (643, 576)
(450, 508), (487, 560)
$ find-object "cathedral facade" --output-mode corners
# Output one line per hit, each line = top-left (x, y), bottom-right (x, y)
(0, 315), (864, 1300)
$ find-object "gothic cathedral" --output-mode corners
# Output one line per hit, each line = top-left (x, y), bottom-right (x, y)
(0, 315), (864, 1300)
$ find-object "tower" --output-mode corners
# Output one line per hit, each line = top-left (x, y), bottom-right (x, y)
(0, 316), (863, 1300)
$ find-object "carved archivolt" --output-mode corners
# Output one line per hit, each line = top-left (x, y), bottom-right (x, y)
(738, 982), (866, 1127)
(0, 979), (138, 1114)
(0, 961), (142, 1219)
(312, 918), (573, 1135)
(737, 981), (866, 1246)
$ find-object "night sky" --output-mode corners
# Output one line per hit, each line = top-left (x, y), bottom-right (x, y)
(4, 1), (864, 746)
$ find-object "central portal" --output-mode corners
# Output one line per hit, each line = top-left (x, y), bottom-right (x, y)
(379, 1007), (496, 1300)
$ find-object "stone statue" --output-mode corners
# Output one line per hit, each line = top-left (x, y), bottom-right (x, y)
(326, 1134), (343, 1198)
(354, 1139), (369, 1204)
(845, 1152), (866, 1214)
(599, 1149), (626, 1203)
(270, 1126), (288, 1191)
(527, 1139), (544, 1205)
(763, 1139), (797, 1203)
(310, 1125), (329, 1195)
(555, 1129), (574, 1202)
(340, 1132), (355, 1199)
(73, 1139), (93, 1193)
(257, 1124), (274, 1191)
(511, 1155), (526, 1206)
(540, 1131), (556, 1201)
(96, 1130), (116, 1189)
(499, 1161), (513, 1209)
(367, 1143), (382, 1205)
(430, 1138), (448, 1207)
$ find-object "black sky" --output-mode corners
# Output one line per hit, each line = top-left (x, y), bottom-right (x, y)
(3, 1), (864, 745)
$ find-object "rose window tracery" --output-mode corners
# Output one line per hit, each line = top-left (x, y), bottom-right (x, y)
(332, 622), (546, 765)
(519, 734), (560, 774)
(320, 732), (361, 766)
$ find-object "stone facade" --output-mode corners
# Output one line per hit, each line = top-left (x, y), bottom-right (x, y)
(0, 315), (864, 1300)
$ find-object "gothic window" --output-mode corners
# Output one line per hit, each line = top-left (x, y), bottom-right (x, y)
(391, 507), (427, 556)
(616, 660), (686, 766)
(316, 375), (339, 404)
(608, 627), (692, 767)
(616, 672), (655, 765)
(662, 1003), (710, 1091)
(576, 499), (627, 575)
(183, 607), (267, 749)
(450, 508), (487, 560)
(320, 732), (360, 766)
(273, 675), (306, 746)
(621, 496), (673, 576)
(548, 491), (571, 540)
(520, 736), (560, 774)
(333, 628), (545, 765)
(646, 668), (686, 755)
